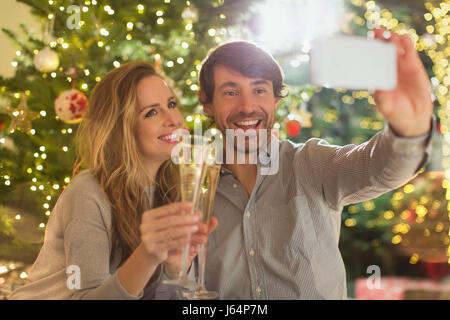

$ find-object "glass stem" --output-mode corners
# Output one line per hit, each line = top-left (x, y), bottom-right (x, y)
(180, 235), (191, 277)
(197, 243), (206, 289)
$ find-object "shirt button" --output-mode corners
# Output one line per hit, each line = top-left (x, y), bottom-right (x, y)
(256, 287), (262, 294)
(249, 249), (255, 256)
(232, 183), (238, 189)
(245, 211), (251, 218)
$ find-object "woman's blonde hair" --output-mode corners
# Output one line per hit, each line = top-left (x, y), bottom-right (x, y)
(73, 61), (179, 264)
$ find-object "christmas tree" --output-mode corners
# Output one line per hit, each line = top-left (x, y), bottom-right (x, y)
(0, 0), (448, 297)
(0, 0), (260, 291)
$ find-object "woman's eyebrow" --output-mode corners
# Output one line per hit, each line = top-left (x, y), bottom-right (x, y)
(140, 96), (176, 112)
(140, 103), (159, 113)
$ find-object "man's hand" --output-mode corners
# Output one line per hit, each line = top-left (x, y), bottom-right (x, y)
(373, 28), (433, 137)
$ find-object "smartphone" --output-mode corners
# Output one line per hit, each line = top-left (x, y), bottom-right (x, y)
(309, 35), (397, 91)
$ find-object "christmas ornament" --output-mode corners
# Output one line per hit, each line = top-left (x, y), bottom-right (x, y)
(34, 47), (59, 73)
(4, 95), (39, 134)
(182, 5), (199, 23)
(0, 118), (5, 131)
(0, 136), (17, 152)
(296, 102), (313, 128)
(54, 89), (88, 124)
(285, 116), (302, 137)
(285, 102), (313, 137)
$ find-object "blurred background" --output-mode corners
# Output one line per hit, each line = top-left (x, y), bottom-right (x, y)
(0, 0), (448, 299)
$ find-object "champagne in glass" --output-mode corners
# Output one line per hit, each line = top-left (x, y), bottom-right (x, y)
(162, 135), (207, 290)
(183, 162), (221, 300)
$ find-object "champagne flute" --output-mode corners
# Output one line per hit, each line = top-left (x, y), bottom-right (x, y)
(183, 148), (221, 299)
(162, 134), (209, 290)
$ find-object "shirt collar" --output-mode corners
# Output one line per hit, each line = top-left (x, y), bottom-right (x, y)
(219, 133), (281, 177)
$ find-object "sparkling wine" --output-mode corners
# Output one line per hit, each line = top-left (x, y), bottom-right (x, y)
(199, 164), (221, 222)
(179, 164), (204, 208)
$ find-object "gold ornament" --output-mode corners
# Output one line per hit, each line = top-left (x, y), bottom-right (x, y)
(4, 95), (39, 134)
(288, 102), (313, 128)
(297, 103), (313, 128)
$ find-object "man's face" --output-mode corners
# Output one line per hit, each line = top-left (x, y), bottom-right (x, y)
(203, 65), (279, 154)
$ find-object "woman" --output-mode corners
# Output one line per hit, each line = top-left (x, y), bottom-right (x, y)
(9, 61), (218, 299)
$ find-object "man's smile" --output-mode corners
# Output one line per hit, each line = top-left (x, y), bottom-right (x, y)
(232, 119), (262, 132)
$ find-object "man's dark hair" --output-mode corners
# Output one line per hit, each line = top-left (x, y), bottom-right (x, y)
(199, 41), (287, 104)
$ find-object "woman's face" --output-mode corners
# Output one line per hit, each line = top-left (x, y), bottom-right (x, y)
(136, 76), (183, 167)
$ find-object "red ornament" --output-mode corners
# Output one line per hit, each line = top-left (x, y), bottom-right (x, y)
(0, 119), (5, 131)
(286, 119), (302, 137)
(54, 89), (88, 124)
(406, 208), (416, 222)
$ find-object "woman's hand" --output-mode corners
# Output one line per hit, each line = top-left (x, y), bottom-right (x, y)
(163, 217), (219, 279)
(139, 202), (201, 264)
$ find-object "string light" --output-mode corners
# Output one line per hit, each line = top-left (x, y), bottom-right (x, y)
(355, 0), (450, 265)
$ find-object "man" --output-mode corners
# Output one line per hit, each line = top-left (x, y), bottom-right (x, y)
(198, 28), (434, 299)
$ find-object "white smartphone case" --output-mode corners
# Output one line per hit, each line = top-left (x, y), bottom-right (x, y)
(309, 35), (397, 91)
